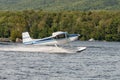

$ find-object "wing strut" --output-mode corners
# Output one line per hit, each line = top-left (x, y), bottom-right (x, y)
(54, 44), (58, 48)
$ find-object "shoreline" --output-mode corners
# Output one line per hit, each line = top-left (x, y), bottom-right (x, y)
(0, 38), (22, 43)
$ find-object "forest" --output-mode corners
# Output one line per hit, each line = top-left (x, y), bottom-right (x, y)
(0, 10), (120, 42)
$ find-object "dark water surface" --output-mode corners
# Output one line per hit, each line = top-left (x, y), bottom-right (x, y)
(0, 41), (120, 80)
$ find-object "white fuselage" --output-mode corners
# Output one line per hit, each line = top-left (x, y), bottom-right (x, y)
(22, 31), (79, 45)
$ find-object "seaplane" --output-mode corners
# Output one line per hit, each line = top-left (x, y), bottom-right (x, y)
(22, 31), (86, 53)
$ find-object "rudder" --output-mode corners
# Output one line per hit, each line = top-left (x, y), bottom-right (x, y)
(22, 32), (32, 44)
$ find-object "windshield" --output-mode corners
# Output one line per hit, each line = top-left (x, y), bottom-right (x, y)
(54, 34), (66, 39)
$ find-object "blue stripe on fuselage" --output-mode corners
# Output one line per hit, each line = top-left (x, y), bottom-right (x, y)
(33, 37), (54, 44)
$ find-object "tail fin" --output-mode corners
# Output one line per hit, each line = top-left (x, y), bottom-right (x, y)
(22, 32), (32, 44)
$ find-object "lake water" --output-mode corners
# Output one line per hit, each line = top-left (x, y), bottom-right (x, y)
(0, 41), (120, 80)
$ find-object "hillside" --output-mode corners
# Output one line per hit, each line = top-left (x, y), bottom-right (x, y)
(0, 0), (120, 11)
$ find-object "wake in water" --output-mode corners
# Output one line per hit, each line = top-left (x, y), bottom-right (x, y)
(0, 43), (86, 53)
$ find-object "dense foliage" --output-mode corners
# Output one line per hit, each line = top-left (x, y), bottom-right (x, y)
(0, 0), (120, 11)
(0, 10), (120, 42)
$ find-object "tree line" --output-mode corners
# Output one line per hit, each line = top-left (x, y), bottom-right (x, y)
(0, 10), (120, 42)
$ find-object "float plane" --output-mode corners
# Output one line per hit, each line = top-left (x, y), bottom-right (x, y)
(22, 31), (86, 53)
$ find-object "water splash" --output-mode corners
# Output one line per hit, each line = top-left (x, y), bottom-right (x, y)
(0, 44), (77, 53)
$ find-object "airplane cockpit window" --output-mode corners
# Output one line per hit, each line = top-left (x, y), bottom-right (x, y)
(54, 34), (66, 39)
